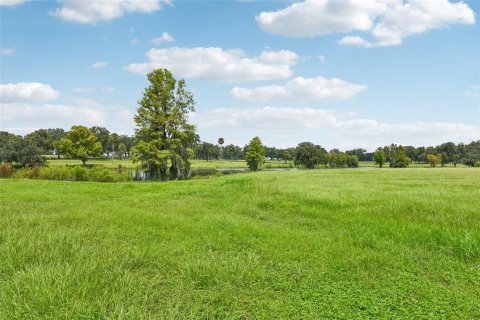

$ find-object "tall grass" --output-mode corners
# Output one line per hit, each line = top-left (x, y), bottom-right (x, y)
(1, 168), (479, 318)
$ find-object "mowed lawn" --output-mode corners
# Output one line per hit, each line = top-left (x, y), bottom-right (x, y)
(1, 169), (479, 319)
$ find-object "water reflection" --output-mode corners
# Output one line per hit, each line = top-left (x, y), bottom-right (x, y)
(130, 167), (299, 181)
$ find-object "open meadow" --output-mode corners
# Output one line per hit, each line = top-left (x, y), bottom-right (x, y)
(1, 168), (479, 319)
(45, 158), (295, 169)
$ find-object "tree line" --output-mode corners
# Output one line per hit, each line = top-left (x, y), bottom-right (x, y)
(1, 68), (479, 179)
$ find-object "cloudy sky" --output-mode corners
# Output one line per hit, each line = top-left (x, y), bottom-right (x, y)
(1, 0), (479, 150)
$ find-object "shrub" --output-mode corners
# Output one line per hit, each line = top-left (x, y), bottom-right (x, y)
(475, 161), (480, 168)
(12, 168), (31, 179)
(28, 166), (40, 179)
(86, 167), (132, 182)
(38, 167), (73, 180)
(347, 155), (359, 168)
(0, 163), (14, 178)
(73, 166), (87, 181)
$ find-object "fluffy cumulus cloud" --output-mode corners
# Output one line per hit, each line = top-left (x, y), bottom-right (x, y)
(231, 76), (367, 102)
(152, 32), (174, 45)
(0, 0), (28, 6)
(52, 0), (164, 24)
(256, 0), (475, 47)
(125, 47), (299, 82)
(191, 106), (479, 150)
(0, 82), (60, 102)
(1, 101), (135, 135)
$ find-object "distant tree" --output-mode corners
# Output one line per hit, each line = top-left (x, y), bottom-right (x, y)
(294, 142), (325, 169)
(245, 136), (265, 171)
(346, 148), (366, 160)
(131, 69), (196, 180)
(90, 126), (110, 156)
(347, 155), (359, 168)
(389, 145), (410, 168)
(415, 146), (426, 163)
(109, 133), (120, 155)
(0, 132), (44, 167)
(440, 153), (449, 167)
(224, 144), (243, 161)
(119, 135), (135, 157)
(26, 128), (65, 155)
(426, 154), (441, 167)
(282, 148), (295, 164)
(55, 126), (102, 166)
(404, 146), (416, 162)
(329, 150), (348, 168)
(373, 148), (386, 168)
(118, 143), (127, 159)
(218, 137), (224, 145)
(452, 154), (460, 167)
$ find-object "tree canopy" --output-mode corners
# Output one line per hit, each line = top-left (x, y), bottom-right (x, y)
(55, 126), (102, 166)
(294, 142), (326, 169)
(131, 69), (196, 180)
(245, 136), (265, 171)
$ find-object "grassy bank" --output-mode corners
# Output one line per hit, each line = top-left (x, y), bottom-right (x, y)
(1, 168), (479, 318)
(45, 159), (294, 169)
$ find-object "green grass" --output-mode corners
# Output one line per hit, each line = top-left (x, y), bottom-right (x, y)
(1, 168), (479, 319)
(46, 158), (293, 169)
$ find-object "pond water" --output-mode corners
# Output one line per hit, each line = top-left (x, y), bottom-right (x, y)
(130, 167), (299, 181)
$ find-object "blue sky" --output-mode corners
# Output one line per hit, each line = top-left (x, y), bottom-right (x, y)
(1, 0), (479, 150)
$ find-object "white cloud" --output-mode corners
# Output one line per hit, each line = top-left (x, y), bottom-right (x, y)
(52, 0), (163, 24)
(152, 32), (174, 45)
(1, 102), (135, 135)
(0, 0), (27, 6)
(131, 38), (140, 45)
(1, 48), (15, 56)
(72, 86), (115, 94)
(125, 47), (299, 82)
(73, 87), (94, 93)
(101, 86), (116, 93)
(0, 103), (106, 132)
(191, 106), (480, 150)
(0, 82), (60, 102)
(337, 36), (373, 48)
(257, 0), (475, 47)
(256, 0), (385, 37)
(231, 76), (367, 102)
(91, 61), (108, 68)
(465, 85), (480, 98)
(317, 55), (325, 62)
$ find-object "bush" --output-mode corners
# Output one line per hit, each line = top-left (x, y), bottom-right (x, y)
(38, 167), (73, 180)
(73, 166), (87, 181)
(0, 163), (14, 178)
(475, 161), (480, 168)
(12, 168), (31, 179)
(29, 166), (40, 179)
(5, 165), (131, 183)
(347, 155), (359, 168)
(86, 167), (132, 182)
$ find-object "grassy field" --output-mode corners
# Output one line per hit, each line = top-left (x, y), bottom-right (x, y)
(46, 158), (294, 169)
(1, 168), (479, 319)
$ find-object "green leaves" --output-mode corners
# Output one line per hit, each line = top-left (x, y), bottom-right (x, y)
(245, 136), (265, 171)
(56, 126), (102, 165)
(132, 69), (197, 180)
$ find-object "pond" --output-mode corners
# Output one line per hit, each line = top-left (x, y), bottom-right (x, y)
(130, 167), (300, 181)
